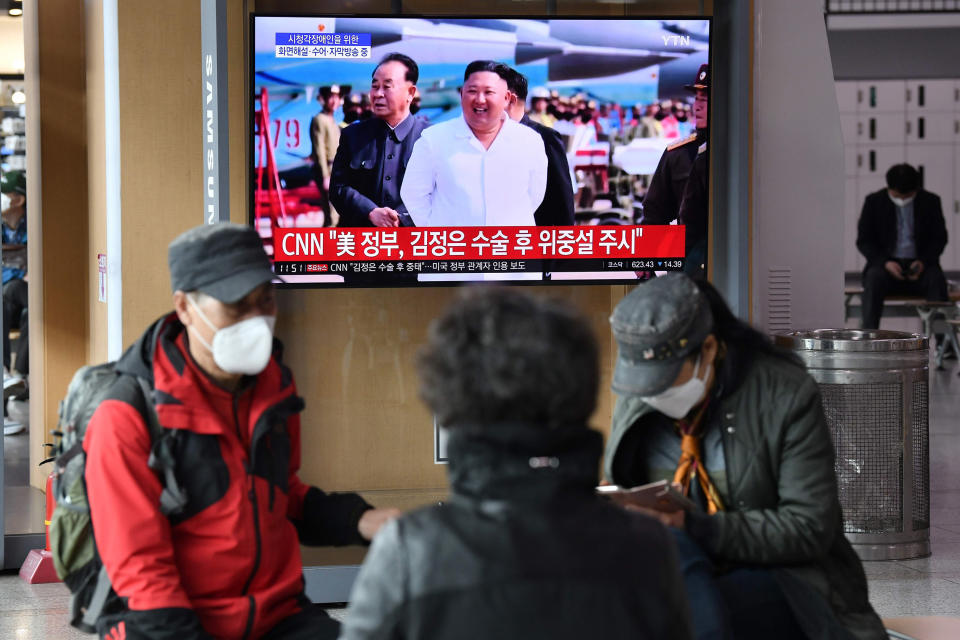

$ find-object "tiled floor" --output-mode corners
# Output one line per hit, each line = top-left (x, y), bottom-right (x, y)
(2, 351), (959, 637)
(3, 428), (45, 539)
(2, 423), (84, 640)
(861, 362), (960, 619)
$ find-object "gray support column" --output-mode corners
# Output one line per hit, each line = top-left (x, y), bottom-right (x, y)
(710, 0), (752, 320)
(201, 0), (230, 224)
(750, 0), (845, 332)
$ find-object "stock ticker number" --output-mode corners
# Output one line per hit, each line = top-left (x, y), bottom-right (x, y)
(628, 260), (684, 269)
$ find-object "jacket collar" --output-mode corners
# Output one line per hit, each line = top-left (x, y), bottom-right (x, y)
(116, 312), (299, 436)
(604, 342), (751, 483)
(447, 422), (603, 505)
(879, 188), (926, 213)
(2, 214), (26, 235)
(382, 113), (415, 142)
(454, 112), (512, 141)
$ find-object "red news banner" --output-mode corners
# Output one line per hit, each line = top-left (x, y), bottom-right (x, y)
(273, 226), (685, 262)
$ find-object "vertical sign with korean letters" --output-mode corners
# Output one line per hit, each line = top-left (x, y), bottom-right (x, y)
(201, 0), (230, 224)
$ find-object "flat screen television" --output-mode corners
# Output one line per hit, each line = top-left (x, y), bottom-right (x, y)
(250, 15), (711, 287)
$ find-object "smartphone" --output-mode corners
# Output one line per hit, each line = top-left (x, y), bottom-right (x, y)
(597, 480), (698, 513)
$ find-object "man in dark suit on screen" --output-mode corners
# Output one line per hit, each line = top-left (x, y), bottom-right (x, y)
(857, 163), (949, 329)
(505, 69), (575, 227)
(330, 53), (428, 228)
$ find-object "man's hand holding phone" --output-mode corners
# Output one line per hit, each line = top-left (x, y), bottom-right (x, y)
(885, 260), (905, 281)
(907, 260), (924, 281)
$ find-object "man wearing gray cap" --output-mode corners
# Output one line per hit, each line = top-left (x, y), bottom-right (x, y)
(603, 274), (884, 640)
(84, 223), (399, 640)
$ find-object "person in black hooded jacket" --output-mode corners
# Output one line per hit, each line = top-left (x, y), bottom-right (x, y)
(339, 288), (693, 640)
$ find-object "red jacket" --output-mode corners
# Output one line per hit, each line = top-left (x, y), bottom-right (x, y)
(85, 314), (370, 639)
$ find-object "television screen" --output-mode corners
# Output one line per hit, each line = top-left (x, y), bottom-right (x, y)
(251, 15), (710, 286)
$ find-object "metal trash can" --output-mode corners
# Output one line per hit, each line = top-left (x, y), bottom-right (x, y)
(774, 329), (930, 561)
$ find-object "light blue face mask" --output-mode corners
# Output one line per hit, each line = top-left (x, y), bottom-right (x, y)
(641, 353), (711, 419)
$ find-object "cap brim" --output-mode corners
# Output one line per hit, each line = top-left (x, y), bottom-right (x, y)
(197, 265), (279, 304)
(684, 83), (708, 92)
(611, 354), (685, 397)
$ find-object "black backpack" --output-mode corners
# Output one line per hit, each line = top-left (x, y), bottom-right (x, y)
(49, 362), (187, 633)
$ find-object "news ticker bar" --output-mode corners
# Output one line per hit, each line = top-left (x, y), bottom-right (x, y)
(273, 258), (685, 276)
(271, 225), (685, 263)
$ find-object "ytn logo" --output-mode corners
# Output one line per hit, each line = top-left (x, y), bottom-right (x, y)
(662, 35), (691, 47)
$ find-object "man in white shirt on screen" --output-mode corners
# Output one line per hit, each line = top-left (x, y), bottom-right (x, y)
(401, 60), (548, 228)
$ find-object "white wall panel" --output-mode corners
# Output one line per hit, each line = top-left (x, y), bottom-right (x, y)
(906, 80), (956, 114)
(836, 80), (860, 113)
(863, 113), (907, 145)
(861, 80), (906, 113)
(906, 113), (955, 144)
(753, 0), (845, 331)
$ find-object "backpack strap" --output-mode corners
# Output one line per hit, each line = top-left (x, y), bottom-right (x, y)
(80, 565), (113, 630)
(135, 376), (189, 517)
(70, 374), (189, 632)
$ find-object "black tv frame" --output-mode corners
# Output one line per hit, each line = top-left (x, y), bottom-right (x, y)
(248, 12), (714, 290)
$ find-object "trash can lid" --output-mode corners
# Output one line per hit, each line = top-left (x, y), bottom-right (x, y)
(773, 329), (927, 352)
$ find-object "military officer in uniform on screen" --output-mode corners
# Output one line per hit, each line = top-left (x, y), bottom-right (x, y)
(678, 141), (708, 278)
(641, 64), (709, 226)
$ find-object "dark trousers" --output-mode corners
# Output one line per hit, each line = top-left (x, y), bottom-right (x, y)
(670, 528), (808, 640)
(861, 261), (948, 329)
(260, 605), (340, 640)
(312, 165), (335, 228)
(3, 278), (28, 373)
(99, 605), (340, 640)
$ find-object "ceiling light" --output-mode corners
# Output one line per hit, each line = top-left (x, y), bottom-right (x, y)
(8, 8), (23, 16)
(11, 90), (26, 105)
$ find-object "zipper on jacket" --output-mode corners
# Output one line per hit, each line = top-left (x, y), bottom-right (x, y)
(233, 394), (244, 445)
(237, 393), (263, 631)
(241, 595), (256, 640)
(241, 477), (263, 596)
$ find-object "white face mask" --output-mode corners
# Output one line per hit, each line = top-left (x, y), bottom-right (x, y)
(889, 193), (915, 208)
(641, 353), (711, 419)
(187, 294), (276, 376)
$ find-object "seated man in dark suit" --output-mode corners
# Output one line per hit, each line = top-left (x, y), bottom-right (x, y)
(330, 53), (428, 228)
(856, 163), (948, 329)
(504, 69), (575, 227)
